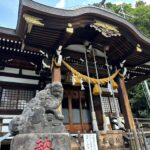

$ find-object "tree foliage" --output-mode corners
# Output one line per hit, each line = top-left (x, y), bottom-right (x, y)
(128, 84), (150, 118)
(93, 1), (150, 118)
(93, 1), (150, 38)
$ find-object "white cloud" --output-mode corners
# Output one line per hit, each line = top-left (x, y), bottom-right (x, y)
(143, 0), (150, 5)
(109, 0), (136, 7)
(113, 1), (124, 5)
(55, 0), (65, 8)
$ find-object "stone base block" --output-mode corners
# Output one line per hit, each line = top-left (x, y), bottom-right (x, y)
(10, 133), (71, 150)
(99, 130), (127, 149)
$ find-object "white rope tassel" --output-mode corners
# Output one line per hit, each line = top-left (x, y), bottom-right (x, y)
(108, 82), (113, 95)
(80, 78), (85, 90)
(123, 67), (127, 76)
(72, 73), (76, 85)
(54, 55), (62, 67)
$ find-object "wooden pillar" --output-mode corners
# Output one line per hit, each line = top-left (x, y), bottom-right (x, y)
(52, 66), (61, 82)
(79, 91), (84, 132)
(68, 91), (73, 130)
(52, 66), (62, 113)
(118, 77), (135, 129)
(118, 77), (141, 150)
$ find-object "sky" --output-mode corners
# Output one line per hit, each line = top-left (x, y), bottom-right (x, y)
(0, 0), (149, 29)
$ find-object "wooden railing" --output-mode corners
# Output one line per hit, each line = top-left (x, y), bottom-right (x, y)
(134, 118), (150, 149)
(134, 118), (150, 130)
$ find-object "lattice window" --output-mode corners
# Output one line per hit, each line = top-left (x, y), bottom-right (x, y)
(102, 97), (120, 113)
(101, 97), (111, 113)
(0, 88), (35, 110)
(109, 97), (121, 113)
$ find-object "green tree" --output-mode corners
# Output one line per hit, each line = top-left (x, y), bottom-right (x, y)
(93, 1), (150, 38)
(128, 84), (150, 118)
(129, 5), (150, 38)
(136, 0), (146, 7)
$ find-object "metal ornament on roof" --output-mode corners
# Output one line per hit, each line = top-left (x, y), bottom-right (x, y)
(23, 14), (44, 26)
(90, 20), (121, 37)
(23, 14), (44, 33)
(66, 23), (74, 34)
(136, 44), (142, 52)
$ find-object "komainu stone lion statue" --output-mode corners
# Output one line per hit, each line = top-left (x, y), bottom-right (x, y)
(9, 81), (66, 135)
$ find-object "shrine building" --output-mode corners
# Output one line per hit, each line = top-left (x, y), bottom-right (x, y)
(0, 0), (150, 149)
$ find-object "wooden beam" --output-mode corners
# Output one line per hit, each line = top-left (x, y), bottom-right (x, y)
(1, 50), (43, 64)
(118, 77), (135, 129)
(68, 91), (73, 129)
(0, 81), (38, 89)
(111, 49), (135, 66)
(52, 65), (62, 114)
(24, 45), (41, 52)
(118, 77), (142, 149)
(0, 72), (42, 80)
(126, 75), (149, 89)
(52, 66), (61, 82)
(54, 23), (74, 50)
(79, 91), (84, 132)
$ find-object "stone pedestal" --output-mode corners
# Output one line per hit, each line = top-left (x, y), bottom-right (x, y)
(9, 82), (71, 150)
(10, 133), (71, 150)
(99, 130), (126, 150)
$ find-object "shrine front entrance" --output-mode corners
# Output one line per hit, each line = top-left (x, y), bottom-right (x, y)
(62, 88), (92, 133)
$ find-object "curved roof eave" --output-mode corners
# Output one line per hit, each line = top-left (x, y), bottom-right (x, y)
(18, 0), (150, 47)
(0, 27), (16, 36)
(0, 27), (20, 40)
